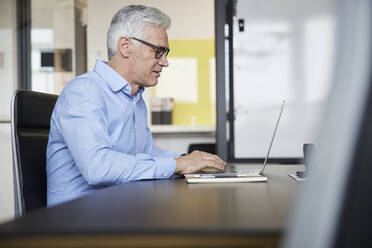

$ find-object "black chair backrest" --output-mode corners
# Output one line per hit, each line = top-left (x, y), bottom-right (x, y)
(11, 90), (58, 216)
(188, 143), (216, 154)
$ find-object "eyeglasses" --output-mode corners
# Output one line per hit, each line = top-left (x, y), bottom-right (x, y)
(130, 37), (170, 59)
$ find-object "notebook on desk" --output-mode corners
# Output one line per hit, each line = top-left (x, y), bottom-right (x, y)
(185, 100), (286, 184)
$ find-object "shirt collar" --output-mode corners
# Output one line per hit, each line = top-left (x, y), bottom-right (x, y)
(93, 60), (144, 97)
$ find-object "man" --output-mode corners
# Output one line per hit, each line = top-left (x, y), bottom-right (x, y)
(46, 5), (226, 207)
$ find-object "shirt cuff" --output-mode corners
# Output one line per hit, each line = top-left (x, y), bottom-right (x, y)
(161, 150), (181, 158)
(153, 156), (176, 178)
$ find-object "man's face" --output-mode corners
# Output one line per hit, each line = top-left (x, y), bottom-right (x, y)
(129, 26), (169, 88)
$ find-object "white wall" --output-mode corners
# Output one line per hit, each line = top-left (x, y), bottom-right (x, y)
(0, 124), (13, 223)
(153, 133), (215, 154)
(0, 0), (17, 224)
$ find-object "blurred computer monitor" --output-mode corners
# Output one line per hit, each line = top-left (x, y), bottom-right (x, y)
(40, 49), (72, 72)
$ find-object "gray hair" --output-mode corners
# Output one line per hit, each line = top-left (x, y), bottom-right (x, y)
(107, 5), (171, 60)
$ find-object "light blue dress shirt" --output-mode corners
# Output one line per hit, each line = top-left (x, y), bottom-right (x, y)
(46, 60), (178, 207)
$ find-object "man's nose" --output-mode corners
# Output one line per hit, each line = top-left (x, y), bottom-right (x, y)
(159, 54), (169, 67)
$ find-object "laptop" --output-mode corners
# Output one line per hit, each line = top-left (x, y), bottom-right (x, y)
(185, 100), (285, 182)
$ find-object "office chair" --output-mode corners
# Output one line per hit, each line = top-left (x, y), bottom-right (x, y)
(188, 143), (216, 154)
(11, 90), (58, 217)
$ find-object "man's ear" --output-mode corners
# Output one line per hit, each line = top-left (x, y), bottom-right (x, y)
(117, 36), (130, 58)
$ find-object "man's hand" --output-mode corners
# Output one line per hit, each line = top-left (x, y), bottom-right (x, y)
(174, 150), (227, 174)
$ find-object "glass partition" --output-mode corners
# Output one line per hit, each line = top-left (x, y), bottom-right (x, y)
(30, 0), (87, 95)
(231, 0), (337, 159)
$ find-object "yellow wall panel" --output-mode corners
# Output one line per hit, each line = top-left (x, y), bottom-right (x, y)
(151, 39), (216, 126)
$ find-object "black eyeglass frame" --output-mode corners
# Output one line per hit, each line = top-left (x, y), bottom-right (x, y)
(130, 37), (170, 59)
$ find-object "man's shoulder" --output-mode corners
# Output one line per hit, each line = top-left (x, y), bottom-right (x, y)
(63, 71), (104, 94)
(57, 72), (109, 106)
(67, 71), (99, 87)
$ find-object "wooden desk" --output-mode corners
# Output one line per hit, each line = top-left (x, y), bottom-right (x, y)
(0, 164), (302, 247)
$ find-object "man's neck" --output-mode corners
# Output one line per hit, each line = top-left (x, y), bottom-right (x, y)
(130, 85), (140, 96)
(108, 58), (140, 97)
